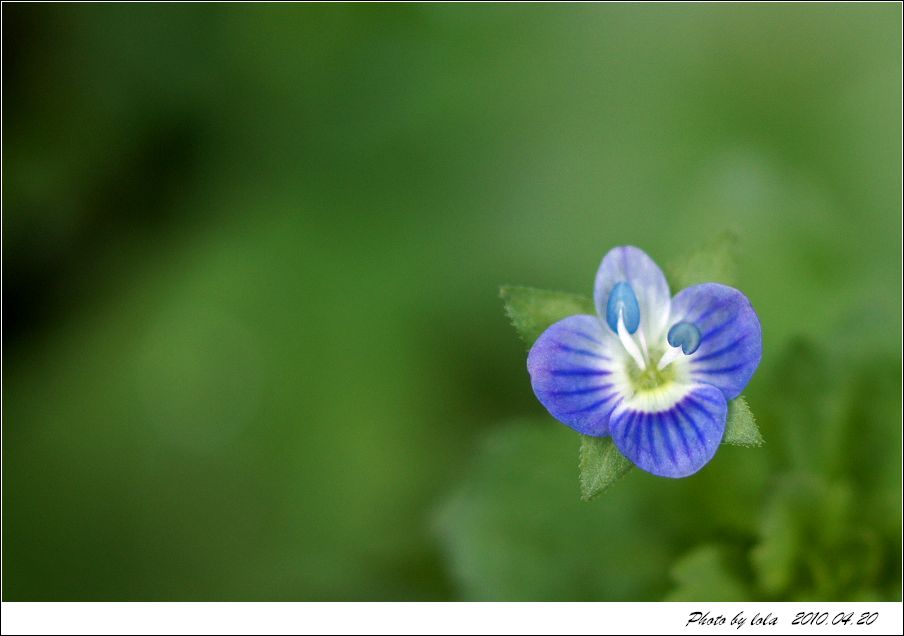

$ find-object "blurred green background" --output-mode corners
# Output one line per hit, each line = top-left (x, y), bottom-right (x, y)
(2, 4), (900, 601)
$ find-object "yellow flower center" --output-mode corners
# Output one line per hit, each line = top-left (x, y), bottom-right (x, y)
(627, 350), (678, 392)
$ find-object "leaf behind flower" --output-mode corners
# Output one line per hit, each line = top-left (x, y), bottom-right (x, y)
(499, 285), (595, 346)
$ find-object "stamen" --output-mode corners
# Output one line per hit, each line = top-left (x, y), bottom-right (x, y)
(636, 327), (651, 362)
(617, 312), (647, 370)
(668, 321), (702, 354)
(606, 282), (640, 334)
(657, 322), (702, 371)
(657, 346), (683, 371)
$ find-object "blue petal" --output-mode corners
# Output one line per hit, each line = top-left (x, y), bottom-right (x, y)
(669, 283), (763, 400)
(594, 246), (671, 344)
(609, 384), (727, 478)
(527, 315), (625, 436)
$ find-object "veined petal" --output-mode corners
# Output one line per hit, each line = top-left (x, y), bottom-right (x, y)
(609, 384), (727, 478)
(527, 315), (628, 437)
(669, 283), (762, 400)
(594, 246), (671, 345)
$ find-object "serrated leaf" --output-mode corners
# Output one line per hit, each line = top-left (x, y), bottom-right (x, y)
(722, 396), (764, 447)
(579, 397), (761, 502)
(499, 285), (595, 346)
(666, 230), (739, 290)
(579, 435), (633, 501)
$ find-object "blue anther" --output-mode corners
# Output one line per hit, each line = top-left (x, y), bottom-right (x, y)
(667, 321), (702, 355)
(606, 282), (640, 334)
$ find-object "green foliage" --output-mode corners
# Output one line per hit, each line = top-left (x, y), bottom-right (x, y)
(499, 286), (595, 346)
(665, 545), (750, 601)
(579, 435), (634, 501)
(722, 396), (764, 447)
(434, 421), (677, 600)
(666, 230), (740, 290)
(437, 340), (901, 601)
(751, 475), (886, 600)
(747, 343), (902, 601)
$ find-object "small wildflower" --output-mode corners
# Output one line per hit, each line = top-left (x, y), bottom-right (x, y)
(528, 246), (762, 478)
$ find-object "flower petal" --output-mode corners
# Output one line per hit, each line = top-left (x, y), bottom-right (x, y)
(594, 246), (671, 345)
(669, 283), (762, 400)
(527, 315), (627, 436)
(609, 384), (727, 478)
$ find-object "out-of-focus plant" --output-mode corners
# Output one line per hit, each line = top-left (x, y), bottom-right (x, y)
(434, 236), (900, 602)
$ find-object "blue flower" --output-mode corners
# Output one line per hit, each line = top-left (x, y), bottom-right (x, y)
(527, 246), (762, 478)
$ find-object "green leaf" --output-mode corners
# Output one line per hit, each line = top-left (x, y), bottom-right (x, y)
(666, 230), (739, 290)
(665, 544), (751, 601)
(499, 285), (594, 346)
(579, 435), (633, 501)
(722, 396), (764, 447)
(434, 421), (684, 600)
